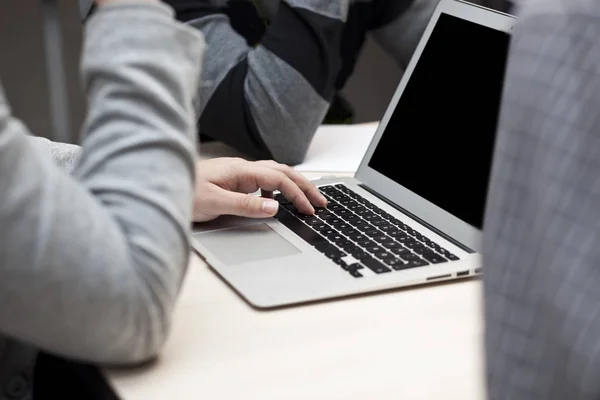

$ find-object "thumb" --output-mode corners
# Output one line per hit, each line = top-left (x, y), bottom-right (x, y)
(217, 189), (280, 218)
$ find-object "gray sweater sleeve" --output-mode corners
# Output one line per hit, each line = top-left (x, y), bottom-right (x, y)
(0, 1), (204, 366)
(27, 136), (81, 173)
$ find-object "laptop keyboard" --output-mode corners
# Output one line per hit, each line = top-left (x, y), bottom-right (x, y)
(274, 184), (459, 278)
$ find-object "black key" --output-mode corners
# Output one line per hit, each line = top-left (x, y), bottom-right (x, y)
(328, 218), (344, 226)
(297, 213), (313, 219)
(336, 223), (352, 231)
(422, 252), (447, 264)
(363, 213), (378, 221)
(336, 209), (352, 217)
(319, 185), (336, 192)
(411, 245), (427, 255)
(362, 202), (376, 210)
(277, 213), (327, 245)
(381, 240), (400, 249)
(341, 262), (363, 271)
(396, 236), (413, 243)
(339, 198), (356, 206)
(348, 233), (367, 241)
(338, 241), (357, 251)
(405, 259), (429, 268)
(388, 258), (407, 269)
(331, 194), (346, 201)
(330, 234), (346, 243)
(372, 235), (389, 243)
(371, 207), (385, 215)
(401, 254), (421, 263)
(331, 257), (347, 267)
(366, 245), (383, 253)
(274, 207), (288, 219)
(413, 233), (424, 241)
(305, 217), (321, 225)
(348, 204), (364, 212)
(344, 215), (361, 223)
(315, 208), (329, 215)
(355, 208), (370, 215)
(387, 229), (403, 237)
(379, 225), (396, 233)
(275, 194), (291, 205)
(315, 242), (338, 252)
(388, 229), (406, 237)
(350, 270), (363, 278)
(362, 228), (380, 236)
(404, 241), (419, 249)
(328, 203), (344, 212)
(313, 223), (329, 232)
(321, 228), (340, 237)
(391, 248), (413, 257)
(356, 222), (374, 232)
(344, 229), (359, 237)
(316, 245), (346, 260)
(371, 220), (389, 227)
(387, 216), (400, 223)
(350, 249), (370, 260)
(357, 241), (376, 249)
(375, 252), (394, 260)
(361, 258), (391, 274)
(446, 253), (460, 261)
(320, 213), (336, 221)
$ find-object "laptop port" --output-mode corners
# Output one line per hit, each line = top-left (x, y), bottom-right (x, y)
(427, 274), (452, 281)
(474, 268), (482, 274)
(457, 270), (469, 277)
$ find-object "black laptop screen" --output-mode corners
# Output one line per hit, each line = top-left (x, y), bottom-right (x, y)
(367, 13), (510, 229)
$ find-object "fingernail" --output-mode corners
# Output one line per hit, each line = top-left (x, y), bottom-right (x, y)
(262, 199), (279, 214)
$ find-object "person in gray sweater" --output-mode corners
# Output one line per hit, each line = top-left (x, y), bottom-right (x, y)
(0, 0), (325, 398)
(74, 0), (513, 165)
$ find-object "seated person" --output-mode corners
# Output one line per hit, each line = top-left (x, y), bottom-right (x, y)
(76, 0), (513, 165)
(0, 0), (325, 397)
(483, 0), (600, 397)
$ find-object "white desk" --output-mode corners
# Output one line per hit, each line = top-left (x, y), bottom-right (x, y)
(104, 171), (486, 400)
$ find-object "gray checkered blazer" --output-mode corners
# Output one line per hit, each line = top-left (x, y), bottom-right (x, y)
(483, 0), (600, 398)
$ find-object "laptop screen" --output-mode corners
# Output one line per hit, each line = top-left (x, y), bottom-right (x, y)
(367, 13), (510, 230)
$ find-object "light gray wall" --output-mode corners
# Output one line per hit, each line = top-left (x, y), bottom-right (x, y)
(0, 0), (85, 142)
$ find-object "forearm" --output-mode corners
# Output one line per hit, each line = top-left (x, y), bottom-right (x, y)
(0, 1), (204, 365)
(167, 0), (349, 164)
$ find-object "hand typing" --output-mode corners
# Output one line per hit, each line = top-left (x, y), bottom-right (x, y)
(193, 158), (327, 222)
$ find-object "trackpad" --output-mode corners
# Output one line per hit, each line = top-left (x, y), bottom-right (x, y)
(194, 223), (301, 266)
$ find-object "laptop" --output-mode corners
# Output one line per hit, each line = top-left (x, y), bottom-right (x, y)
(192, 0), (516, 308)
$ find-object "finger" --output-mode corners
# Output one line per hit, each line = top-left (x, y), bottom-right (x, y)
(209, 187), (281, 218)
(240, 164), (315, 215)
(255, 160), (327, 207)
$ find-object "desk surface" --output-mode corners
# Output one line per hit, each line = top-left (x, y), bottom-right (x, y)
(105, 172), (486, 400)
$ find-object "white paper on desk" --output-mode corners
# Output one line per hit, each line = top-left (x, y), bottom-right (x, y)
(197, 122), (379, 174)
(293, 122), (378, 173)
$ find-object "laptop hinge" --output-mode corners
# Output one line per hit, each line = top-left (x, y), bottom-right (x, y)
(358, 184), (476, 254)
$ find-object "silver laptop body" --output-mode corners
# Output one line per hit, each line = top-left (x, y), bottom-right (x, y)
(192, 0), (517, 308)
